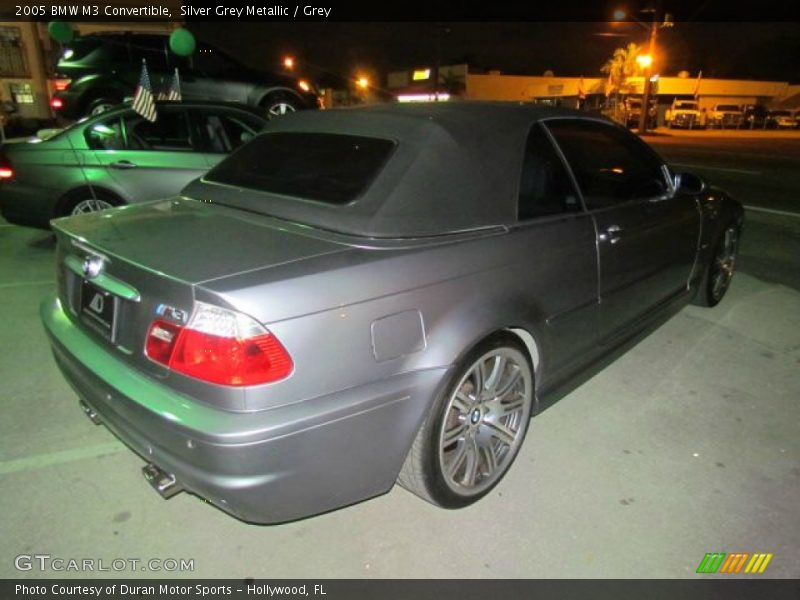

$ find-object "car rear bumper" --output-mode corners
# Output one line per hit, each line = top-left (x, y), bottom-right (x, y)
(41, 295), (446, 523)
(52, 90), (83, 119)
(670, 114), (700, 128)
(0, 181), (60, 228)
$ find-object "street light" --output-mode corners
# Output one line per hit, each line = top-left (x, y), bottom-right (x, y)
(283, 56), (295, 71)
(614, 7), (672, 133)
(356, 77), (369, 90)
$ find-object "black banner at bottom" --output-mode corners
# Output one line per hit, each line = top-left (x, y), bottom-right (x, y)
(2, 579), (799, 600)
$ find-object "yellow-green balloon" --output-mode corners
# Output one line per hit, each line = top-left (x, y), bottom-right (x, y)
(169, 28), (196, 57)
(48, 21), (74, 44)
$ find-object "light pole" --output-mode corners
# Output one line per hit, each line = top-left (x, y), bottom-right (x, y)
(639, 11), (657, 133)
(615, 7), (672, 133)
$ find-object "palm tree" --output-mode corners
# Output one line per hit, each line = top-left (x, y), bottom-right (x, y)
(601, 42), (642, 101)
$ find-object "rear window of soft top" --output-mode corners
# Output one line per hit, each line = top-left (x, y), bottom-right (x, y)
(205, 132), (396, 204)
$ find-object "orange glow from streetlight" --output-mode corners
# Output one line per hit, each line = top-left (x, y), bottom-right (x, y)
(356, 77), (369, 90)
(637, 54), (653, 68)
(283, 56), (295, 70)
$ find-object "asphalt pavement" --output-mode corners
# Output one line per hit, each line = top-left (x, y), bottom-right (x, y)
(0, 131), (798, 579)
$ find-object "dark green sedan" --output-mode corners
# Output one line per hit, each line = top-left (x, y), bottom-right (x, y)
(0, 101), (267, 228)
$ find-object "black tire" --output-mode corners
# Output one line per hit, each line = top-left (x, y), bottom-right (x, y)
(260, 92), (302, 119)
(57, 189), (124, 219)
(397, 333), (534, 508)
(692, 220), (741, 307)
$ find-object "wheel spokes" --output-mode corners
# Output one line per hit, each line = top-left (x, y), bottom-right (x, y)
(483, 419), (516, 447)
(438, 346), (532, 496)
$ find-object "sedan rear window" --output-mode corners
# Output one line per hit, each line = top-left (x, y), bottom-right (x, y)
(205, 132), (396, 204)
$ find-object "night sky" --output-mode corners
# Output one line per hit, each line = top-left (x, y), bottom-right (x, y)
(188, 22), (800, 89)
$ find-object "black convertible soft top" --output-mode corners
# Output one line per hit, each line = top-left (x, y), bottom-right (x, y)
(182, 102), (595, 238)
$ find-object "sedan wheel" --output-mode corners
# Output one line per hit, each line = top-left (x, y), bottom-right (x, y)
(398, 334), (534, 507)
(710, 224), (739, 302)
(267, 102), (297, 118)
(70, 198), (114, 215)
(694, 221), (740, 307)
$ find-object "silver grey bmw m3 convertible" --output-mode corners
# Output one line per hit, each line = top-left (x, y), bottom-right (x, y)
(41, 102), (743, 523)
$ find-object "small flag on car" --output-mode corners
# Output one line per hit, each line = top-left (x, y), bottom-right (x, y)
(158, 68), (182, 102)
(132, 59), (157, 122)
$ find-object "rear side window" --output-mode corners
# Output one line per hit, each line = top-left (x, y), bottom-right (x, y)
(545, 119), (667, 210)
(190, 109), (264, 154)
(60, 38), (101, 62)
(127, 36), (168, 71)
(124, 110), (193, 151)
(206, 133), (396, 204)
(517, 123), (582, 220)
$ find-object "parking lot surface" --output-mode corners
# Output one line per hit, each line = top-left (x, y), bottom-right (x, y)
(1, 133), (798, 579)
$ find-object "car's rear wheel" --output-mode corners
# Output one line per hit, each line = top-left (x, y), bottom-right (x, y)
(59, 189), (123, 218)
(86, 96), (121, 118)
(261, 92), (301, 119)
(398, 333), (534, 508)
(693, 221), (741, 307)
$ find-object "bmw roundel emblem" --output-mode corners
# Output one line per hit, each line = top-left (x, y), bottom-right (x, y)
(82, 255), (104, 279)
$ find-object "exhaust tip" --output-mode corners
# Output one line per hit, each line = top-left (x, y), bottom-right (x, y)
(142, 463), (184, 499)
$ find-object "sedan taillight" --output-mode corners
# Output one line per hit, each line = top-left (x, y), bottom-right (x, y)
(145, 302), (293, 386)
(53, 78), (71, 91)
(0, 153), (14, 180)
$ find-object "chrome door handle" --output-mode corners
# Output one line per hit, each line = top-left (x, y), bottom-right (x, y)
(598, 224), (623, 244)
(110, 160), (137, 169)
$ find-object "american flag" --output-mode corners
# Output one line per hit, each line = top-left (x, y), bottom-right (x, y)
(132, 60), (157, 122)
(157, 69), (182, 102)
(693, 70), (703, 100)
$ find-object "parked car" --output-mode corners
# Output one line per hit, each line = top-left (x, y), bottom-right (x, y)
(742, 104), (769, 129)
(709, 104), (744, 128)
(665, 99), (704, 129)
(51, 32), (320, 119)
(41, 103), (743, 523)
(766, 109), (798, 129)
(622, 97), (656, 129)
(0, 101), (267, 228)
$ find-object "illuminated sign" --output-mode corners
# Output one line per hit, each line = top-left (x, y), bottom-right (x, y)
(412, 69), (431, 81)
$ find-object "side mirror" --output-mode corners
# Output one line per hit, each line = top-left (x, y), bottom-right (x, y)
(240, 132), (254, 144)
(674, 171), (705, 194)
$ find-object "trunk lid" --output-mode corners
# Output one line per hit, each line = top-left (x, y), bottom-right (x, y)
(52, 197), (346, 284)
(51, 197), (347, 408)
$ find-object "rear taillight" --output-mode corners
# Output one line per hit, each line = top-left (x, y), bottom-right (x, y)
(0, 153), (13, 180)
(145, 302), (293, 386)
(50, 97), (64, 110)
(53, 78), (71, 91)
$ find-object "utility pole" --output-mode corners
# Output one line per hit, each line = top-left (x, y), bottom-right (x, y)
(638, 11), (658, 133)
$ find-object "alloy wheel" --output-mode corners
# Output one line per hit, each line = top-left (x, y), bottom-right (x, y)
(267, 102), (296, 118)
(437, 347), (532, 496)
(711, 225), (739, 301)
(71, 199), (114, 215)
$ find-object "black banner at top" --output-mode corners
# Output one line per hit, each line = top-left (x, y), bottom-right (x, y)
(1, 0), (799, 22)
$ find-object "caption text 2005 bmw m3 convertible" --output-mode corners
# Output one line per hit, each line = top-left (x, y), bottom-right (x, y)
(41, 102), (742, 523)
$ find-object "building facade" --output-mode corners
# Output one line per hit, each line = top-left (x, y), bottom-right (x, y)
(388, 64), (800, 121)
